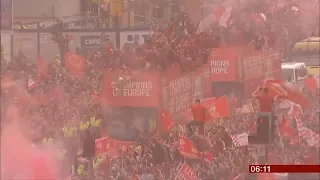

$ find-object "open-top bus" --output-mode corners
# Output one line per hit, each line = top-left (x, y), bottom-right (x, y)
(101, 64), (211, 141)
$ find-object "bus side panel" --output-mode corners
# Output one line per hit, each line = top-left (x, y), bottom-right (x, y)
(161, 64), (211, 117)
(240, 47), (282, 100)
(101, 70), (161, 107)
(240, 47), (264, 99)
(263, 48), (282, 80)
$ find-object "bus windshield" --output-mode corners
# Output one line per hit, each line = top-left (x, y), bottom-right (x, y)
(295, 66), (308, 80)
(282, 69), (294, 82)
(103, 106), (158, 141)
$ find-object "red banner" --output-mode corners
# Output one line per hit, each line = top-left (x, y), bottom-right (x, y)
(206, 95), (231, 120)
(262, 48), (282, 80)
(102, 70), (161, 107)
(175, 163), (198, 180)
(64, 52), (86, 77)
(241, 47), (282, 99)
(209, 47), (238, 81)
(241, 47), (264, 99)
(162, 64), (211, 116)
(95, 136), (133, 157)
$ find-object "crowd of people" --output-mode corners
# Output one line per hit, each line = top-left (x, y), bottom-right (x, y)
(1, 0), (320, 180)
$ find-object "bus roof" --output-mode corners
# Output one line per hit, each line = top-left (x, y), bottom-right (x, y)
(293, 38), (319, 52)
(301, 37), (320, 42)
(281, 62), (305, 69)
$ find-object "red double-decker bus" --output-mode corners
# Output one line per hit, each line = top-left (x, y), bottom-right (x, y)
(209, 46), (282, 106)
(101, 64), (211, 141)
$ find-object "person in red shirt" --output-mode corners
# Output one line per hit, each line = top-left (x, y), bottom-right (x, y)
(186, 99), (206, 137)
(252, 87), (275, 112)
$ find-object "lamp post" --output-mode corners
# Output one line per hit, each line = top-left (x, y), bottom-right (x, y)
(37, 22), (41, 55)
(114, 13), (120, 49)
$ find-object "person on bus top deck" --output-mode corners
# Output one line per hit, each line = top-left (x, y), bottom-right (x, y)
(187, 99), (206, 137)
(252, 87), (279, 113)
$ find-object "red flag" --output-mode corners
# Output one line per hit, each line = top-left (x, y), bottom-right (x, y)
(183, 96), (230, 122)
(175, 163), (198, 180)
(206, 95), (231, 121)
(37, 56), (48, 77)
(178, 136), (201, 159)
(263, 80), (308, 108)
(204, 151), (214, 163)
(159, 109), (175, 134)
(64, 52), (86, 78)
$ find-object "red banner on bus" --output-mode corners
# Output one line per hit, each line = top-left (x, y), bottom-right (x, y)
(209, 47), (238, 81)
(102, 70), (161, 107)
(161, 64), (211, 116)
(240, 47), (282, 99)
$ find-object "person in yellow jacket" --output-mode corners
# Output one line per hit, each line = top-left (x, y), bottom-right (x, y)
(42, 137), (54, 146)
(90, 116), (101, 128)
(77, 164), (86, 176)
(93, 156), (105, 170)
(79, 121), (90, 131)
(56, 149), (67, 160)
(61, 126), (78, 138)
(53, 55), (61, 67)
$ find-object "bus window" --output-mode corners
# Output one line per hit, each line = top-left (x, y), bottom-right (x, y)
(305, 57), (320, 66)
(127, 35), (133, 42)
(104, 106), (158, 141)
(282, 69), (294, 82)
(295, 66), (308, 81)
(134, 34), (140, 41)
(141, 35), (150, 41)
